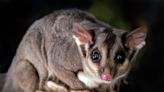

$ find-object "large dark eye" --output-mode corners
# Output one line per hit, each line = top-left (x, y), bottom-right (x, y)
(90, 49), (101, 63)
(114, 51), (125, 64)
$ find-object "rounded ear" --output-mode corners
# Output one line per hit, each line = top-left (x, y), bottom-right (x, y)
(72, 23), (93, 46)
(125, 26), (147, 50)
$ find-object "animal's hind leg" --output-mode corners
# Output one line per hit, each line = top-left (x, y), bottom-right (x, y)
(14, 60), (39, 92)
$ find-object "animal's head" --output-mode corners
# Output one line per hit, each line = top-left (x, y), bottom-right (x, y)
(72, 22), (147, 86)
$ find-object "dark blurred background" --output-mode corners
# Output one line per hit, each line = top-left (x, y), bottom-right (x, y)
(0, 0), (164, 92)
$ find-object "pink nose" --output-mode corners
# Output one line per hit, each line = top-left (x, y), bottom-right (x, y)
(102, 73), (112, 81)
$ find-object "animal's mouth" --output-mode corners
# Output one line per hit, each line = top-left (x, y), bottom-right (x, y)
(101, 73), (112, 81)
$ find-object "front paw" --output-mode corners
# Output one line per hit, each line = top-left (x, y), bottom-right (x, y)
(35, 90), (45, 92)
(70, 90), (91, 92)
(77, 72), (99, 88)
(45, 81), (68, 92)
